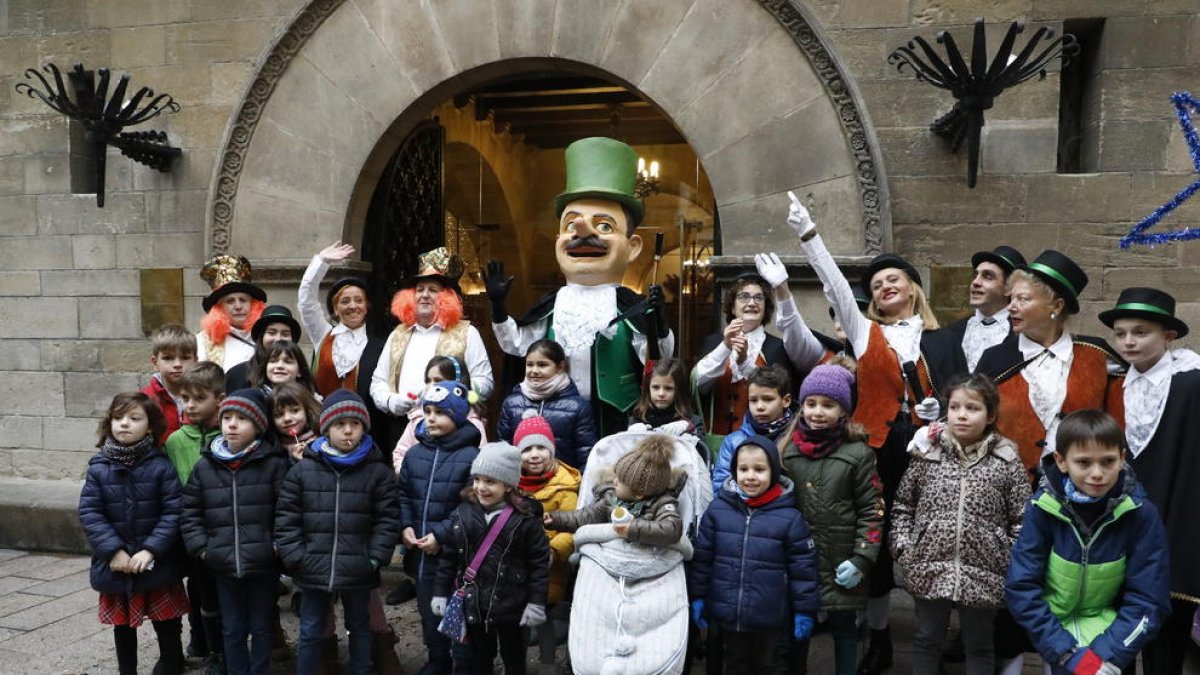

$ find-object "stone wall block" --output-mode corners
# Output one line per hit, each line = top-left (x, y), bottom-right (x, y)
(550, 0), (621, 65)
(110, 25), (167, 67)
(597, 0), (694, 85)
(36, 30), (110, 68)
(0, 340), (41, 371)
(1028, 0), (1145, 20)
(71, 235), (117, 270)
(1101, 68), (1199, 122)
(427, 0), (500, 72)
(115, 233), (204, 269)
(837, 0), (911, 28)
(1101, 16), (1192, 70)
(164, 105), (235, 151)
(1025, 173), (1133, 224)
(210, 62), (254, 107)
(704, 98), (854, 205)
(145, 190), (207, 234)
(675, 27), (825, 159)
(0, 272), (40, 296)
(0, 236), (73, 270)
(1130, 173), (1200, 227)
(1098, 120), (1170, 172)
(1102, 267), (1200, 299)
(132, 147), (215, 192)
(858, 79), (956, 129)
(0, 372), (64, 416)
(23, 154), (71, 195)
(0, 118), (67, 156)
(127, 65), (212, 109)
(910, 0), (1033, 25)
(891, 176), (1028, 225)
(229, 189), (321, 259)
(0, 156), (27, 193)
(494, 0), (558, 59)
(40, 341), (101, 372)
(86, 0), (190, 28)
(981, 122), (1058, 175)
(42, 417), (104, 452)
(0, 298), (77, 338)
(892, 222), (1061, 268)
(99, 341), (152, 373)
(827, 29), (889, 81)
(301, 4), (416, 129)
(1066, 222), (1178, 274)
(9, 449), (90, 480)
(715, 176), (863, 258)
(64, 373), (142, 417)
(0, 195), (38, 235)
(875, 127), (968, 177)
(79, 297), (144, 339)
(240, 124), (337, 211)
(354, 0), (454, 93)
(166, 18), (279, 65)
(41, 270), (140, 297)
(0, 416), (41, 448)
(638, 0), (777, 116)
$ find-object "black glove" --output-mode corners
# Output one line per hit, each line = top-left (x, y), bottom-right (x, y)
(483, 259), (514, 323)
(646, 285), (669, 340)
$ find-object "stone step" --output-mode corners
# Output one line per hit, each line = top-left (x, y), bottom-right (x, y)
(0, 478), (88, 555)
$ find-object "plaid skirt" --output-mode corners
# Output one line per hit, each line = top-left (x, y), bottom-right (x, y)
(98, 581), (190, 627)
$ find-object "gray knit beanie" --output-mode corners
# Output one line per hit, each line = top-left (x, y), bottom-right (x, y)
(471, 442), (522, 488)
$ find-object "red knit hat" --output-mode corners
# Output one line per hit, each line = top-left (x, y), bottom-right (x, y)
(514, 415), (555, 457)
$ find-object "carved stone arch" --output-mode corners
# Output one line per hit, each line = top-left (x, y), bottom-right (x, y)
(208, 0), (890, 268)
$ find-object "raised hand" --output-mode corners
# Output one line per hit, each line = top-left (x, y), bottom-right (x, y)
(754, 252), (790, 289)
(318, 240), (356, 263)
(723, 319), (745, 350)
(787, 191), (816, 239)
(483, 259), (515, 322)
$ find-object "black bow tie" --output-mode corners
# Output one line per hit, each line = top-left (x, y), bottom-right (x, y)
(895, 321), (910, 327)
(980, 316), (998, 326)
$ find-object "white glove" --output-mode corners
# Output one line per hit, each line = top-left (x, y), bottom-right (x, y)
(656, 420), (691, 437)
(626, 422), (652, 433)
(754, 252), (789, 289)
(519, 603), (547, 627)
(430, 596), (447, 617)
(1097, 662), (1122, 675)
(787, 191), (816, 239)
(834, 560), (863, 589)
(914, 396), (940, 422)
(906, 422), (940, 455)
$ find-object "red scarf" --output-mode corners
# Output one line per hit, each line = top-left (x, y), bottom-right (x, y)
(743, 483), (782, 508)
(519, 466), (557, 494)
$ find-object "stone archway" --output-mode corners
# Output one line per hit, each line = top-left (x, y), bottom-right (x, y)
(208, 0), (889, 268)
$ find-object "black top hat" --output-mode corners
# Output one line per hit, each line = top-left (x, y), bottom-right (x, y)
(1098, 287), (1188, 338)
(860, 254), (923, 298)
(326, 277), (370, 317)
(251, 305), (302, 344)
(1021, 250), (1088, 315)
(971, 246), (1027, 276)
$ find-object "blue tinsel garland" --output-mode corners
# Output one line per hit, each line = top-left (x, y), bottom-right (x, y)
(1121, 91), (1200, 249)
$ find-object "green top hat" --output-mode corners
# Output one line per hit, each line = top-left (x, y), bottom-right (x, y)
(554, 137), (644, 227)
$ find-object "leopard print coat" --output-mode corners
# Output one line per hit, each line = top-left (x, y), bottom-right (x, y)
(889, 428), (1030, 608)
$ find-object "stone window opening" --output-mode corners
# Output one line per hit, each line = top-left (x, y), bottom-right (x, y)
(1057, 18), (1106, 173)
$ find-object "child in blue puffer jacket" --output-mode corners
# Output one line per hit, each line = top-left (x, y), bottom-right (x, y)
(497, 339), (596, 470)
(690, 435), (820, 675)
(1005, 410), (1171, 675)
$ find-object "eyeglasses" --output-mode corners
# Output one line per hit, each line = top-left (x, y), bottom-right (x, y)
(736, 292), (765, 303)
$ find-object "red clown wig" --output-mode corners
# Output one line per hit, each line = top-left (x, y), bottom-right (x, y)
(200, 299), (266, 344)
(390, 288), (463, 329)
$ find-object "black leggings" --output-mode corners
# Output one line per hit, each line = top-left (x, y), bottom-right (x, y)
(113, 617), (183, 675)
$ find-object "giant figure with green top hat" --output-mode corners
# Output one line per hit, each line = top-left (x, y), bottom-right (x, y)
(485, 137), (674, 439)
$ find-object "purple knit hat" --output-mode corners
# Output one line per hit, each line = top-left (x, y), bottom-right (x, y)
(797, 364), (855, 412)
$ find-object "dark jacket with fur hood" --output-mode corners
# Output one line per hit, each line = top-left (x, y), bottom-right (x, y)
(547, 466), (687, 547)
(434, 491), (550, 626)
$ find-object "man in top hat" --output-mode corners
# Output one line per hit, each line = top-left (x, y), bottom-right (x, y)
(920, 246), (1027, 393)
(1100, 287), (1200, 675)
(370, 247), (494, 441)
(484, 137), (673, 436)
(196, 254), (268, 370)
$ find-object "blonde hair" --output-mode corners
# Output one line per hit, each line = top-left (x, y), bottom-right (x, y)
(150, 323), (197, 357)
(1007, 270), (1068, 318)
(866, 281), (939, 329)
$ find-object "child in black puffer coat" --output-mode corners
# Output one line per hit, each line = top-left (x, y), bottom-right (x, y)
(275, 390), (401, 675)
(432, 442), (550, 675)
(497, 339), (597, 470)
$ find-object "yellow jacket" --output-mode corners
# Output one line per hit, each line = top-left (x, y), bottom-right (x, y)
(528, 462), (581, 605)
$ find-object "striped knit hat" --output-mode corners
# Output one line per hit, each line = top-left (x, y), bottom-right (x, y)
(219, 388), (270, 433)
(320, 389), (371, 435)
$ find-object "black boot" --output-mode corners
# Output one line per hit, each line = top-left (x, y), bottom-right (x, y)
(857, 628), (893, 675)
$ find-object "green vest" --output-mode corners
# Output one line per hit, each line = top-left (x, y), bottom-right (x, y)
(548, 315), (642, 413)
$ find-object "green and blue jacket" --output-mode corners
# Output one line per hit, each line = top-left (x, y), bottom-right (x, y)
(1004, 456), (1171, 669)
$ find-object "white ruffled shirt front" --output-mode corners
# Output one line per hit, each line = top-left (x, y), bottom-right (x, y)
(962, 308), (1010, 372)
(1123, 348), (1200, 457)
(1018, 332), (1074, 455)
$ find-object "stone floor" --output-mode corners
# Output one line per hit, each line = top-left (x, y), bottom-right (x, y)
(0, 548), (1069, 674)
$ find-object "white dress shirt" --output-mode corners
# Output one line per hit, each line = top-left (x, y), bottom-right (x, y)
(195, 328), (255, 371)
(297, 255), (369, 377)
(492, 283), (674, 400)
(369, 322), (493, 415)
(1123, 348), (1200, 457)
(962, 308), (1011, 372)
(1017, 332), (1074, 455)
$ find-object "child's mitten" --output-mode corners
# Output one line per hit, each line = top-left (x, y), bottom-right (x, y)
(430, 596), (447, 617)
(1064, 648), (1114, 675)
(520, 603), (546, 627)
(834, 560), (863, 589)
(793, 614), (814, 640)
(690, 599), (708, 629)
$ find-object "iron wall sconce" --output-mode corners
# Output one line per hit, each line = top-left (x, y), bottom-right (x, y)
(16, 63), (181, 206)
(888, 19), (1078, 188)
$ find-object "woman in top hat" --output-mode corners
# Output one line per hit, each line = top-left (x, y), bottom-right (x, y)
(196, 255), (268, 370)
(785, 193), (940, 674)
(369, 247), (494, 445)
(692, 261), (824, 437)
(297, 241), (388, 437)
(1100, 288), (1200, 675)
(224, 304), (303, 393)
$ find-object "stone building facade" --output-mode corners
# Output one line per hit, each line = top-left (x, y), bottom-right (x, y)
(1, 0), (1197, 481)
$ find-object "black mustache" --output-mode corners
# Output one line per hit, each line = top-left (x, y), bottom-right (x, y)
(565, 236), (609, 251)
